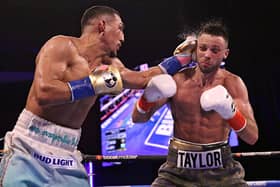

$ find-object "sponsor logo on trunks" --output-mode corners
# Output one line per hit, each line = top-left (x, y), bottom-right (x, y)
(28, 119), (79, 147)
(177, 148), (223, 169)
(33, 152), (77, 169)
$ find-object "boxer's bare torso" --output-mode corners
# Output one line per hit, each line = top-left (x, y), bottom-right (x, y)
(26, 35), (163, 129)
(171, 67), (233, 143)
(26, 36), (103, 128)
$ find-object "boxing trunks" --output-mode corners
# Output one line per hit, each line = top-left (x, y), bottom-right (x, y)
(0, 109), (90, 187)
(152, 137), (248, 187)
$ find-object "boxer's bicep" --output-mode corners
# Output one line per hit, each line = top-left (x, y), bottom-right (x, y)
(33, 38), (74, 106)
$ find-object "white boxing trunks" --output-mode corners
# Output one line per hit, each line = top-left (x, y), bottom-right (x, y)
(0, 109), (90, 187)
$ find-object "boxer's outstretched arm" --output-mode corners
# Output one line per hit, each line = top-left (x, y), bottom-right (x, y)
(109, 57), (164, 89)
(34, 37), (125, 105)
(120, 66), (164, 89)
(112, 36), (197, 89)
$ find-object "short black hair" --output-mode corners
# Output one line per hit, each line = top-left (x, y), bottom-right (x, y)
(198, 18), (229, 44)
(81, 5), (120, 32)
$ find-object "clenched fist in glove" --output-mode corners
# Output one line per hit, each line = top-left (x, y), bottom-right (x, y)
(158, 35), (197, 76)
(200, 85), (247, 132)
(136, 74), (177, 114)
(173, 35), (197, 56)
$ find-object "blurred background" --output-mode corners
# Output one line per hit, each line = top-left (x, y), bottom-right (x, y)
(1, 0), (280, 185)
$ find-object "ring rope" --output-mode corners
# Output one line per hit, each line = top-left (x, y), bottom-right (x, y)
(1, 150), (280, 160)
(82, 151), (280, 162)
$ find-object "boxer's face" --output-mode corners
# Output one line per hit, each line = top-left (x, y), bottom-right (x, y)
(103, 14), (124, 57)
(196, 34), (229, 73)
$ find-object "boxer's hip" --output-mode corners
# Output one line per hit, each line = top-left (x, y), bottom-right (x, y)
(6, 109), (81, 151)
(3, 109), (84, 167)
(0, 109), (89, 186)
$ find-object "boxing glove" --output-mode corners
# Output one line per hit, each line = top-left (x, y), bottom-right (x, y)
(68, 65), (123, 101)
(200, 85), (246, 132)
(173, 35), (197, 56)
(158, 36), (197, 75)
(136, 74), (177, 114)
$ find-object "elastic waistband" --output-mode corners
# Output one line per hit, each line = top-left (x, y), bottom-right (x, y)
(170, 137), (228, 151)
(13, 109), (81, 152)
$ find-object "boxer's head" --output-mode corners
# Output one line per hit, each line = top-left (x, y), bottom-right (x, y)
(81, 5), (124, 57)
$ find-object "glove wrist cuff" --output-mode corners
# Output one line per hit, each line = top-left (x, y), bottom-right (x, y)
(136, 95), (156, 114)
(227, 110), (247, 132)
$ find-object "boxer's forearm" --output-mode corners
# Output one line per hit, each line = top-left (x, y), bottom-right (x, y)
(121, 66), (163, 89)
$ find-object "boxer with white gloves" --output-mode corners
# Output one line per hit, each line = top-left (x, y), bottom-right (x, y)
(133, 19), (258, 187)
(136, 74), (177, 114)
(158, 36), (197, 75)
(200, 85), (246, 132)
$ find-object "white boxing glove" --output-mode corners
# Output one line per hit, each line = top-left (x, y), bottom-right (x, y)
(136, 74), (177, 113)
(200, 85), (235, 119)
(144, 74), (176, 102)
(200, 85), (246, 132)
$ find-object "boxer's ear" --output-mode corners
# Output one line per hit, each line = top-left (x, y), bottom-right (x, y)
(223, 49), (229, 59)
(98, 20), (106, 34)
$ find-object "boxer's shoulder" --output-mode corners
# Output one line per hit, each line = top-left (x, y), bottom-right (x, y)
(40, 35), (78, 59)
(223, 71), (243, 87)
(43, 35), (75, 50)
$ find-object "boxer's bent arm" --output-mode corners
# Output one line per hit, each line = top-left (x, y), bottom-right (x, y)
(33, 75), (72, 106)
(226, 77), (259, 145)
(136, 74), (176, 114)
(132, 98), (168, 123)
(233, 98), (258, 145)
(131, 74), (176, 121)
(33, 37), (78, 106)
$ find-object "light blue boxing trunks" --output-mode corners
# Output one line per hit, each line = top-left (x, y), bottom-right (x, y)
(0, 109), (90, 187)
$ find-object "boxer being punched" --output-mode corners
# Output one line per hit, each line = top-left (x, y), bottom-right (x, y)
(0, 5), (196, 187)
(132, 19), (258, 187)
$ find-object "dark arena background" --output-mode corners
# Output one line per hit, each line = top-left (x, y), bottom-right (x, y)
(1, 0), (280, 186)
